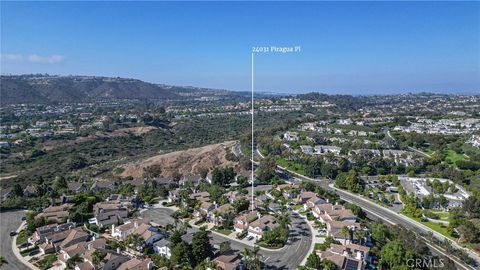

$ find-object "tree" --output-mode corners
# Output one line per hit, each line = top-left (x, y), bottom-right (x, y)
(380, 240), (406, 268)
(219, 241), (231, 254)
(66, 254), (82, 270)
(126, 233), (144, 250)
(191, 229), (213, 265)
(242, 246), (263, 270)
(341, 226), (350, 245)
(11, 184), (23, 197)
(236, 175), (249, 187)
(322, 259), (338, 270)
(211, 167), (236, 186)
(233, 198), (250, 213)
(91, 250), (106, 269)
(371, 223), (391, 247)
(257, 157), (277, 182)
(53, 176), (68, 192)
(305, 252), (322, 269)
(171, 241), (193, 267)
(170, 230), (183, 247)
(143, 164), (162, 179)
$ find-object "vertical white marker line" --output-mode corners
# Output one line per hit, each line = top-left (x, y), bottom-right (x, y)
(251, 52), (255, 212)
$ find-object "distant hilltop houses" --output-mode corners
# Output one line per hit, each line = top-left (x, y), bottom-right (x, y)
(466, 135), (480, 148)
(393, 118), (480, 135)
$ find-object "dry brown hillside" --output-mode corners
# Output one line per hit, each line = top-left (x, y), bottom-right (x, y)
(118, 141), (237, 178)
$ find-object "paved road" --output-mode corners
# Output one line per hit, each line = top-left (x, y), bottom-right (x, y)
(254, 146), (478, 270)
(142, 207), (312, 269)
(141, 208), (175, 227)
(0, 210), (29, 270)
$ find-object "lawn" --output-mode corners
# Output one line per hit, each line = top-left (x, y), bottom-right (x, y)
(276, 158), (306, 175)
(36, 254), (57, 270)
(16, 230), (29, 245)
(402, 212), (454, 240)
(215, 229), (233, 236)
(430, 210), (450, 221)
(444, 149), (467, 166)
(293, 204), (303, 210)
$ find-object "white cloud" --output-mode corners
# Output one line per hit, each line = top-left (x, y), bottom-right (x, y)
(1, 54), (24, 61)
(1, 53), (65, 64)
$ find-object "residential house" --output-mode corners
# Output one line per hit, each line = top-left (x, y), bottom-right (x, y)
(153, 239), (171, 258)
(93, 209), (128, 228)
(296, 191), (318, 204)
(59, 228), (89, 249)
(58, 238), (106, 267)
(314, 145), (342, 155)
(180, 175), (202, 186)
(36, 203), (73, 223)
(328, 243), (370, 261)
(212, 204), (233, 225)
(189, 191), (211, 202)
(316, 204), (357, 223)
(131, 223), (164, 247)
(319, 250), (365, 270)
(40, 228), (87, 254)
(83, 248), (129, 270)
(306, 196), (327, 217)
(23, 185), (37, 197)
(167, 189), (181, 203)
(326, 221), (361, 243)
(247, 215), (279, 240)
(111, 218), (150, 240)
(194, 201), (216, 220)
(67, 182), (88, 194)
(118, 258), (153, 270)
(225, 191), (242, 204)
(32, 222), (76, 243)
(212, 254), (243, 270)
(90, 181), (117, 192)
(283, 131), (299, 141)
(234, 211), (258, 232)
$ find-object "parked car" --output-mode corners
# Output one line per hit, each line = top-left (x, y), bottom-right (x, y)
(9, 231), (17, 236)
(20, 242), (32, 248)
(28, 250), (40, 256)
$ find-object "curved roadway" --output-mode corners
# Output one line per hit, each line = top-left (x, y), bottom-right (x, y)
(142, 207), (312, 269)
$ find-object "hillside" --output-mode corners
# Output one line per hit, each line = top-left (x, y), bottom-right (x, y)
(118, 141), (239, 178)
(0, 74), (184, 104)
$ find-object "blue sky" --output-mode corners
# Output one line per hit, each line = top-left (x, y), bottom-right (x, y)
(1, 1), (479, 95)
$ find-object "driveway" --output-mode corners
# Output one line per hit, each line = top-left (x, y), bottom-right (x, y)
(0, 210), (29, 270)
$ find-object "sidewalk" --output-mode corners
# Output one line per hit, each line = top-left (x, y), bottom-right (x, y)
(188, 218), (290, 252)
(12, 221), (40, 270)
(297, 211), (325, 266)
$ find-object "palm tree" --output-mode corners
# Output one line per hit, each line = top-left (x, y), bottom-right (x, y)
(242, 246), (263, 270)
(91, 250), (106, 269)
(354, 229), (367, 245)
(180, 220), (191, 234)
(278, 212), (291, 227)
(66, 254), (83, 270)
(341, 226), (350, 245)
(126, 233), (144, 250)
